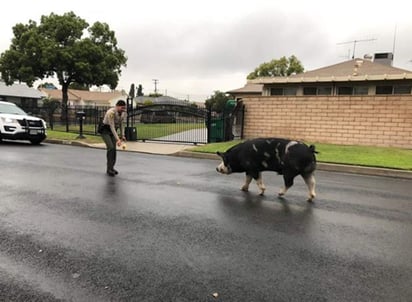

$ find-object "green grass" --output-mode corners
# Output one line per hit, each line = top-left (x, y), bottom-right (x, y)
(47, 130), (103, 144)
(136, 123), (204, 139)
(51, 124), (98, 133)
(51, 123), (204, 139)
(189, 140), (412, 171)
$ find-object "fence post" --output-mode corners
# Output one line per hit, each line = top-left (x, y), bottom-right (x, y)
(206, 107), (211, 143)
(240, 104), (245, 139)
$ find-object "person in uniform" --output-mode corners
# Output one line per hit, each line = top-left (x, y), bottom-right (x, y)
(101, 100), (127, 176)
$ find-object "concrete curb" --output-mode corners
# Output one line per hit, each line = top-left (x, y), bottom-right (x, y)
(45, 139), (412, 179)
(316, 162), (412, 179)
(173, 150), (220, 160)
(45, 138), (91, 147)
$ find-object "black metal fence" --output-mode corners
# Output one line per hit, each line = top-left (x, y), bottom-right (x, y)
(22, 102), (244, 144)
(22, 105), (109, 135)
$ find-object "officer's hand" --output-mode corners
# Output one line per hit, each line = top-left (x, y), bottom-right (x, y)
(116, 139), (122, 146)
(121, 136), (126, 142)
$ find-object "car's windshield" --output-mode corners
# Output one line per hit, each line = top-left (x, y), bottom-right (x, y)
(0, 103), (28, 115)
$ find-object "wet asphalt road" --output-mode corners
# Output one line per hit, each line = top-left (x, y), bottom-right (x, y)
(1, 142), (412, 302)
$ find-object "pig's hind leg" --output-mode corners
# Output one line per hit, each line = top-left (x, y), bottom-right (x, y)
(255, 172), (266, 195)
(302, 173), (316, 202)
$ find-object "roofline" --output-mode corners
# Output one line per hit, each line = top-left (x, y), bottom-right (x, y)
(250, 73), (412, 84)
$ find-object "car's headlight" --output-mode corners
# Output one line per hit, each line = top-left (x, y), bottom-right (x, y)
(1, 117), (18, 124)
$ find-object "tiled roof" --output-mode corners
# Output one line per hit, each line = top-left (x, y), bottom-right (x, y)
(227, 83), (263, 94)
(250, 59), (412, 84)
(69, 89), (126, 102)
(0, 82), (44, 99)
(40, 88), (78, 102)
(133, 95), (188, 105)
(40, 88), (126, 105)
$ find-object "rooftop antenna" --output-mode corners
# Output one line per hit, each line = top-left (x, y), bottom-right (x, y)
(392, 24), (397, 60)
(337, 38), (377, 59)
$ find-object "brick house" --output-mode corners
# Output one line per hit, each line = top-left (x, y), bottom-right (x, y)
(228, 53), (412, 149)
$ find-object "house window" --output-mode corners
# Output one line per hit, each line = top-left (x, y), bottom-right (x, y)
(283, 87), (297, 95)
(376, 85), (393, 94)
(317, 87), (332, 95)
(270, 88), (283, 95)
(337, 87), (353, 95)
(354, 86), (369, 95)
(303, 87), (330, 95)
(270, 87), (297, 96)
(303, 87), (317, 95)
(393, 85), (411, 94)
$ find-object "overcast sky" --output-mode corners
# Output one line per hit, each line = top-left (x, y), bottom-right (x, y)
(1, 0), (412, 101)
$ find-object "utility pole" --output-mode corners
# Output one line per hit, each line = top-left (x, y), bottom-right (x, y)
(337, 38), (377, 59)
(152, 79), (159, 94)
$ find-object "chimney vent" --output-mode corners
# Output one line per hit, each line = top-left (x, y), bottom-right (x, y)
(373, 52), (394, 66)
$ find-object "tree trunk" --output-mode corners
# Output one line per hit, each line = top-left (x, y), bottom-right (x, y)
(61, 83), (69, 132)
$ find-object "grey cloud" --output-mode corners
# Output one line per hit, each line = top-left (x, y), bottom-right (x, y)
(117, 10), (332, 79)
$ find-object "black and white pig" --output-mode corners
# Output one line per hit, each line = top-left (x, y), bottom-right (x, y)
(216, 138), (317, 201)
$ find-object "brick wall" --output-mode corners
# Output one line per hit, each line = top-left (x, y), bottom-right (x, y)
(242, 95), (412, 149)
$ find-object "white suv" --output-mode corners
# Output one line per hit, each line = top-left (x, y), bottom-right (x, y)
(0, 101), (47, 145)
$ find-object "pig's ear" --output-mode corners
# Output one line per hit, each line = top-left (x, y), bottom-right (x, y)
(216, 151), (224, 158)
(309, 145), (318, 154)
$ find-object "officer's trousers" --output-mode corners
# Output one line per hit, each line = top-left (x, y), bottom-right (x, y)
(101, 131), (117, 172)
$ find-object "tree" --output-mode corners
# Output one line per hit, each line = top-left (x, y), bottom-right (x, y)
(205, 91), (231, 113)
(137, 84), (143, 96)
(247, 55), (304, 79)
(128, 83), (135, 98)
(42, 98), (60, 130)
(0, 11), (127, 129)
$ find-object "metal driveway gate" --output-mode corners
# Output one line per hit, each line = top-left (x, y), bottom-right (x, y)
(126, 103), (209, 144)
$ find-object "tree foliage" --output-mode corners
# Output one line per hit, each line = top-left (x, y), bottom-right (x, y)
(0, 11), (127, 115)
(128, 83), (135, 98)
(137, 84), (143, 96)
(247, 55), (304, 79)
(42, 98), (60, 129)
(205, 91), (231, 113)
